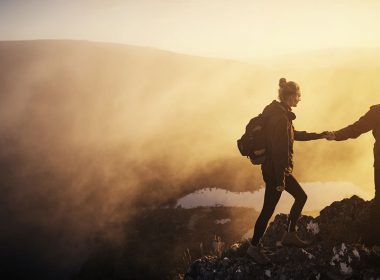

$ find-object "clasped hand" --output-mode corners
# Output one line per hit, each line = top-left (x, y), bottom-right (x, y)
(321, 131), (336, 140)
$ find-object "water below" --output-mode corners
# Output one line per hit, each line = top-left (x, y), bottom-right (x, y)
(176, 181), (372, 215)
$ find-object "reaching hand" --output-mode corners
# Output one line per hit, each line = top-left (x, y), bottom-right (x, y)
(326, 131), (336, 140)
(321, 131), (335, 140)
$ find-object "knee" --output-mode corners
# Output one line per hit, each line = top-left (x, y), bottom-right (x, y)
(303, 193), (308, 203)
(298, 192), (307, 205)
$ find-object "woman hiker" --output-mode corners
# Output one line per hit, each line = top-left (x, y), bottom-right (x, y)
(246, 78), (327, 264)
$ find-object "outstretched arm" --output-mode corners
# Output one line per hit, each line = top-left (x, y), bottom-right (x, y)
(294, 130), (325, 141)
(333, 110), (376, 141)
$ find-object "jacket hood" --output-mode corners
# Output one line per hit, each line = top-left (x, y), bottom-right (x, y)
(262, 100), (296, 121)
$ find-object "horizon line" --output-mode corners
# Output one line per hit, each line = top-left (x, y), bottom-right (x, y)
(2, 38), (380, 64)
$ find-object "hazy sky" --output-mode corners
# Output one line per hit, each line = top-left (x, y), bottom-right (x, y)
(1, 0), (380, 59)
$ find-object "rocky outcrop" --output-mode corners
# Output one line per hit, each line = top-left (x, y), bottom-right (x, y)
(184, 196), (380, 280)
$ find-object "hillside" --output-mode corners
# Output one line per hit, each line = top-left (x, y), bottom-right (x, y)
(185, 196), (380, 280)
(75, 206), (258, 279)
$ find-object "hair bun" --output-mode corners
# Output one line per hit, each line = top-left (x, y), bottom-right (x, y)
(279, 78), (287, 88)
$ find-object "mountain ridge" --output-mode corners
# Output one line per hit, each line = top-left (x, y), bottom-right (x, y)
(184, 195), (380, 280)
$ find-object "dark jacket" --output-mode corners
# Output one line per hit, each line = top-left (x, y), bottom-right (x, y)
(334, 104), (380, 168)
(262, 100), (323, 187)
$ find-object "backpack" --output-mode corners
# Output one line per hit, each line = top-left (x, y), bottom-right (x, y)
(237, 114), (266, 165)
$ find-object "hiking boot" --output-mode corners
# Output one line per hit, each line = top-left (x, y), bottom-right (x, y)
(246, 244), (271, 264)
(281, 231), (310, 248)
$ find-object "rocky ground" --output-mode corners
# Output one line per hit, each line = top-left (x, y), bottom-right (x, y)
(184, 196), (380, 280)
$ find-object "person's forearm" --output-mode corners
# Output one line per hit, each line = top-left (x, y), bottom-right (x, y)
(334, 111), (374, 140)
(334, 125), (363, 141)
(294, 131), (323, 141)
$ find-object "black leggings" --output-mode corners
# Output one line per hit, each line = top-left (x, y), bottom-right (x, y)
(251, 173), (307, 246)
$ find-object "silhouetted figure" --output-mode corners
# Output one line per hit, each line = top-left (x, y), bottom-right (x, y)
(327, 104), (380, 245)
(247, 78), (327, 264)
